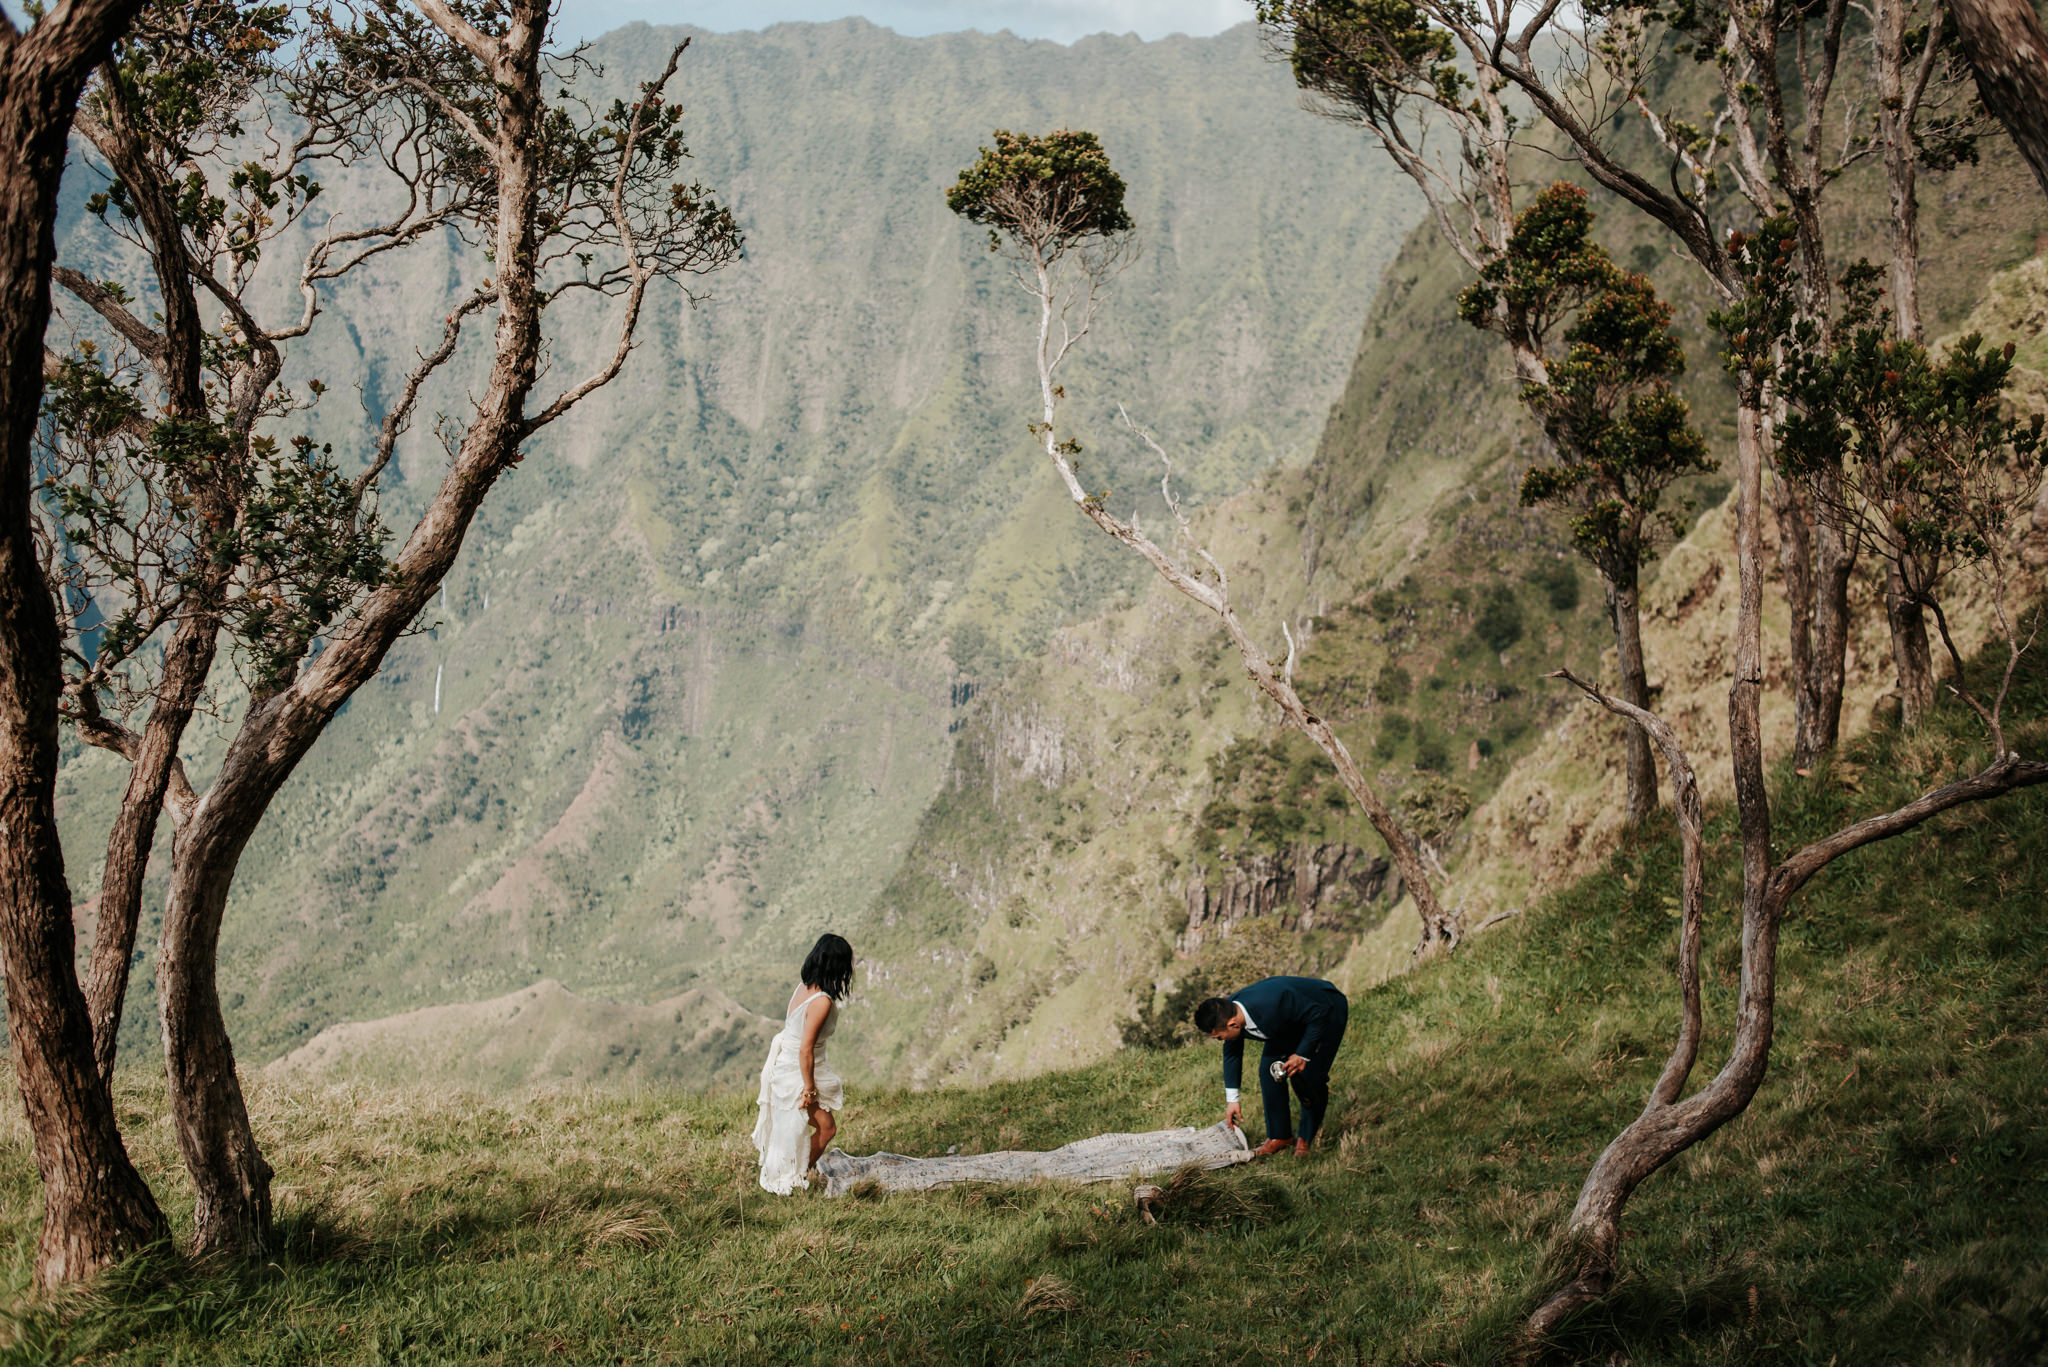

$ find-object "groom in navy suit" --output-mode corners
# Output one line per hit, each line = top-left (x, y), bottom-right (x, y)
(1193, 976), (1349, 1157)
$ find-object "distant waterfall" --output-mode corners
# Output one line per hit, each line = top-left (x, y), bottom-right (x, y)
(434, 663), (443, 715)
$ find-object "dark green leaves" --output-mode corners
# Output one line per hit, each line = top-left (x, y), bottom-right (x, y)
(944, 128), (1133, 258)
(1260, 0), (1464, 126)
(37, 342), (390, 695)
(1734, 226), (2047, 574)
(1458, 183), (1619, 355)
(1465, 183), (1712, 589)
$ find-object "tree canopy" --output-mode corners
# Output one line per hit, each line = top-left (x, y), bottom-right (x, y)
(945, 127), (1132, 259)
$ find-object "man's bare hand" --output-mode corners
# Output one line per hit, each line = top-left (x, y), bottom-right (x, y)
(1282, 1054), (1309, 1077)
(1224, 1100), (1242, 1130)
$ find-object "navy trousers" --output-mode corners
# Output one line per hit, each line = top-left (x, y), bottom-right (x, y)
(1257, 998), (1348, 1145)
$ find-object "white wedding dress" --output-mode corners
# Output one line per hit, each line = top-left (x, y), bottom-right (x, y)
(751, 989), (843, 1195)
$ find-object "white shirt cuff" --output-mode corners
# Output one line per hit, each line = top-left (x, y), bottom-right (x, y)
(1224, 1087), (1240, 1104)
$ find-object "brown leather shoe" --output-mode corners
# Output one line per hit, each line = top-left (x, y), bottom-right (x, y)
(1252, 1139), (1293, 1158)
(1293, 1139), (1312, 1158)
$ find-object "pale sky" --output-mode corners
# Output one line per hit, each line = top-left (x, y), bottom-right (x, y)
(553, 0), (1252, 44)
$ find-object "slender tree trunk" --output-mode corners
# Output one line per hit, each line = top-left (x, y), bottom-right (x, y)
(1947, 0), (2048, 200)
(1875, 0), (1927, 343)
(154, 0), (553, 1254)
(1873, 0), (1945, 722)
(82, 604), (218, 1086)
(1525, 387), (1777, 1343)
(0, 0), (168, 1287)
(1772, 474), (1822, 762)
(1777, 466), (1853, 767)
(72, 89), (224, 1085)
(1885, 560), (1938, 728)
(157, 762), (279, 1254)
(1022, 254), (1454, 951)
(1807, 493), (1855, 761)
(1606, 576), (1658, 826)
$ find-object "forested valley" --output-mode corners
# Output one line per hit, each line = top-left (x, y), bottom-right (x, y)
(0, 0), (2045, 1360)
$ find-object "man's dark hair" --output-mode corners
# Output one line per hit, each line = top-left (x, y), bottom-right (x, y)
(802, 933), (855, 1000)
(1192, 997), (1236, 1035)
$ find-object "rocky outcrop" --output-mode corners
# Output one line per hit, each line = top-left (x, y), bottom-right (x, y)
(1179, 842), (1394, 952)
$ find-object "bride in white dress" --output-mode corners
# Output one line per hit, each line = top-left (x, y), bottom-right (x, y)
(752, 932), (852, 1194)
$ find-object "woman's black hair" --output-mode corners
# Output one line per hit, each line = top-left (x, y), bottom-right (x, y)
(801, 933), (854, 1000)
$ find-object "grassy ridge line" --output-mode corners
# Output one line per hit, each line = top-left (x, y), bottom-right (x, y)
(7, 681), (2042, 1363)
(265, 980), (778, 1093)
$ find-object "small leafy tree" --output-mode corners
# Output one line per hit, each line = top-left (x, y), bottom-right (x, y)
(1459, 184), (1713, 827)
(946, 128), (1459, 953)
(1742, 224), (2047, 735)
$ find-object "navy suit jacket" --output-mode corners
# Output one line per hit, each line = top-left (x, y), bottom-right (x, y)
(1221, 975), (1347, 1091)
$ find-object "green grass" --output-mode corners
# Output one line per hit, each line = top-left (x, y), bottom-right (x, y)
(5, 689), (2045, 1364)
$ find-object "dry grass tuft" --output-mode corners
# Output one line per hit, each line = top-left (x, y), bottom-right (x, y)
(1015, 1273), (1080, 1317)
(582, 1202), (674, 1249)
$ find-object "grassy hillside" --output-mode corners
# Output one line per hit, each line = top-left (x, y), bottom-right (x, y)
(48, 20), (1422, 1074)
(4, 684), (2043, 1363)
(264, 981), (776, 1092)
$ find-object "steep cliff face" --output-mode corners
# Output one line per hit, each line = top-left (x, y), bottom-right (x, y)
(1178, 843), (1392, 954)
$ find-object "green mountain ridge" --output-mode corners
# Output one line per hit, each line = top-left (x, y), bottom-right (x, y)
(52, 19), (1423, 1072)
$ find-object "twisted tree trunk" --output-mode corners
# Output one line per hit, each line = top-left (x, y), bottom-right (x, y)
(0, 0), (169, 1287)
(1806, 498), (1855, 760)
(80, 606), (216, 1088)
(70, 68), (227, 1087)
(1523, 391), (2048, 1350)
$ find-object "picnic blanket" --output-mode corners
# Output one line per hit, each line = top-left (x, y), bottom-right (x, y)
(814, 1121), (1252, 1197)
